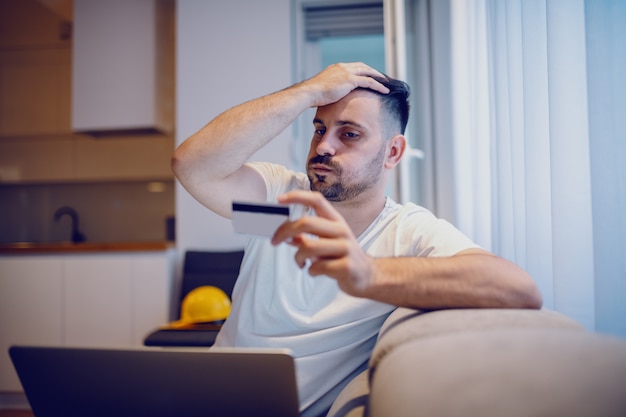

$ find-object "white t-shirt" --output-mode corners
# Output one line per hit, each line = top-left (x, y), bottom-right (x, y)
(213, 162), (479, 417)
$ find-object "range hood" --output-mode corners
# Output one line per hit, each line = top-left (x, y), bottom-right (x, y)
(72, 0), (174, 136)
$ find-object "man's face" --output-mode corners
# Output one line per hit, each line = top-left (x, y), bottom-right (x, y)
(306, 90), (388, 203)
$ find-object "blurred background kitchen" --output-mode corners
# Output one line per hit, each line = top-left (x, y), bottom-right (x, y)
(0, 0), (175, 244)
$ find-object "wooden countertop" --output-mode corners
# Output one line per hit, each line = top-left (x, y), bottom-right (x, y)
(0, 241), (174, 254)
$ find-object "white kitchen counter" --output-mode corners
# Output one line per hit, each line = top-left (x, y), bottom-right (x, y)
(0, 241), (173, 254)
(0, 246), (176, 393)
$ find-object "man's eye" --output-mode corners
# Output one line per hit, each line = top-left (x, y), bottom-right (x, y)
(314, 129), (325, 136)
(343, 131), (359, 139)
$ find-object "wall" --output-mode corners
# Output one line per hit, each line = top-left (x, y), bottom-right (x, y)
(176, 0), (294, 252)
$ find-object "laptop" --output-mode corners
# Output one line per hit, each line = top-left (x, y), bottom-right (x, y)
(9, 345), (300, 417)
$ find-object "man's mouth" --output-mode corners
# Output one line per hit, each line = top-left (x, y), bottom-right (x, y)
(309, 164), (333, 174)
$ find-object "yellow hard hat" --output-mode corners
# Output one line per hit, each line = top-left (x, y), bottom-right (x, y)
(170, 286), (231, 328)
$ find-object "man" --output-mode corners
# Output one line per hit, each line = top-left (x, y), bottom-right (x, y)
(172, 62), (542, 417)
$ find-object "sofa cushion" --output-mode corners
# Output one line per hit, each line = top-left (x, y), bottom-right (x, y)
(326, 370), (369, 417)
(369, 328), (626, 417)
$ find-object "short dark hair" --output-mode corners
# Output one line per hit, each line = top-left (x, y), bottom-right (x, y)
(358, 75), (410, 137)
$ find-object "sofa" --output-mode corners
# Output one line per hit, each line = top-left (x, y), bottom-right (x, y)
(327, 308), (626, 417)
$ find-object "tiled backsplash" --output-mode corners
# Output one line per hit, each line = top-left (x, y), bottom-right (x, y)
(0, 181), (175, 243)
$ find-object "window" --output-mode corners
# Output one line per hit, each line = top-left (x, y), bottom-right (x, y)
(394, 0), (626, 337)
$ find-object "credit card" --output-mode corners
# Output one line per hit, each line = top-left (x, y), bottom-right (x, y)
(232, 201), (290, 237)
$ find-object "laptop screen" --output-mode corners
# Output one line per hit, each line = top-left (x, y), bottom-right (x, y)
(10, 345), (300, 417)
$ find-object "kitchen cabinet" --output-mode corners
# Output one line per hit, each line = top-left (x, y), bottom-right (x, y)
(0, 249), (175, 392)
(0, 0), (175, 184)
(0, 0), (72, 138)
(0, 47), (71, 137)
(0, 133), (175, 183)
(72, 0), (174, 135)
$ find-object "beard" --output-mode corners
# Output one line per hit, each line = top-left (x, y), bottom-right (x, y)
(306, 145), (386, 203)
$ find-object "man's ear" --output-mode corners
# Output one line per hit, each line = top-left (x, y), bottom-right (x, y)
(384, 135), (406, 168)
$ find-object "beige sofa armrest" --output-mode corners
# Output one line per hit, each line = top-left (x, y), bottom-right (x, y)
(369, 308), (584, 372)
(367, 308), (626, 417)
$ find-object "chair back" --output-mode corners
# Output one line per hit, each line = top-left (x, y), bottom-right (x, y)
(178, 250), (244, 316)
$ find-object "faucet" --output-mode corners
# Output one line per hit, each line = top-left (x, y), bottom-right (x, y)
(53, 206), (87, 243)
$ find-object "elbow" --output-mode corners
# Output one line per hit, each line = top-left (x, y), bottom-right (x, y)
(170, 146), (188, 180)
(515, 277), (543, 310)
(170, 152), (182, 178)
(495, 255), (543, 310)
(526, 285), (544, 310)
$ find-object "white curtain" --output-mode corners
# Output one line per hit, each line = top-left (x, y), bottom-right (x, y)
(403, 0), (625, 336)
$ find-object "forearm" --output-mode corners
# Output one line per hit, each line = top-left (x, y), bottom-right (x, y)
(271, 192), (541, 310)
(362, 251), (543, 310)
(172, 85), (314, 185)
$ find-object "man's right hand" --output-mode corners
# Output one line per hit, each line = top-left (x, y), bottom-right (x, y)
(298, 62), (390, 108)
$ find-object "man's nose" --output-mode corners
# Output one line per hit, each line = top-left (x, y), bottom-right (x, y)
(316, 134), (337, 156)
